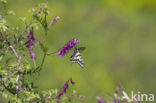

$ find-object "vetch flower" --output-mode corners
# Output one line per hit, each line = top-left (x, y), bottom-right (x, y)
(57, 78), (75, 99)
(114, 100), (120, 103)
(26, 27), (36, 60)
(96, 96), (105, 103)
(57, 38), (79, 57)
(26, 27), (35, 48)
(30, 51), (36, 60)
(52, 16), (60, 26)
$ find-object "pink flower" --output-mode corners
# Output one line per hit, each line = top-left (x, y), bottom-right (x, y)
(52, 16), (60, 26)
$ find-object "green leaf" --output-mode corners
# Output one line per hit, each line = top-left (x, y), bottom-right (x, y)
(0, 19), (9, 32)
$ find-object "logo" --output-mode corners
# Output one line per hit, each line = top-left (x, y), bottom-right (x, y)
(122, 91), (155, 102)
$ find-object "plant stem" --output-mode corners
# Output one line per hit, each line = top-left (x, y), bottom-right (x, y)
(39, 52), (47, 72)
(33, 59), (36, 68)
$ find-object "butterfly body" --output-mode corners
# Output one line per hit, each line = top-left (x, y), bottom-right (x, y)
(70, 47), (86, 68)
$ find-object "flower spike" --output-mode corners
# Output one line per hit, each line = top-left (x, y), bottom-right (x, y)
(26, 27), (36, 60)
(57, 78), (75, 99)
(57, 38), (79, 57)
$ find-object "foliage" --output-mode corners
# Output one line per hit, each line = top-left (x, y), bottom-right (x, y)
(0, 1), (84, 103)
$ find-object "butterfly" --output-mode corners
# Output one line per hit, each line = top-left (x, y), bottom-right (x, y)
(70, 47), (86, 68)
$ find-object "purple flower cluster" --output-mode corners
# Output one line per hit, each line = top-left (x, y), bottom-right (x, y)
(96, 97), (105, 103)
(57, 38), (79, 57)
(26, 27), (36, 60)
(57, 78), (75, 99)
(52, 16), (60, 26)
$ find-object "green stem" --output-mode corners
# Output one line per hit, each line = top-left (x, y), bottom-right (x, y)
(44, 14), (48, 35)
(39, 51), (47, 72)
(33, 59), (36, 68)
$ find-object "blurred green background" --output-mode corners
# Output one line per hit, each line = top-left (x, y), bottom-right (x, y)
(1, 0), (156, 103)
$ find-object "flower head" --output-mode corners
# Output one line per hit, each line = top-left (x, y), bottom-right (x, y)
(57, 38), (79, 57)
(52, 16), (60, 26)
(57, 78), (75, 99)
(26, 27), (35, 48)
(30, 51), (36, 60)
(96, 96), (105, 103)
(26, 27), (36, 60)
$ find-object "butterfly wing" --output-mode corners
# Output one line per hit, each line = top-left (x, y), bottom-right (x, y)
(71, 49), (84, 68)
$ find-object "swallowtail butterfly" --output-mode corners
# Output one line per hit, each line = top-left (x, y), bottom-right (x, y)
(70, 47), (86, 68)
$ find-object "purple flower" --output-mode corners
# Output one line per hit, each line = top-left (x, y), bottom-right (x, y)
(26, 27), (35, 48)
(57, 78), (75, 99)
(26, 27), (36, 60)
(52, 16), (60, 26)
(114, 99), (120, 103)
(57, 38), (79, 57)
(30, 51), (36, 60)
(96, 96), (105, 103)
